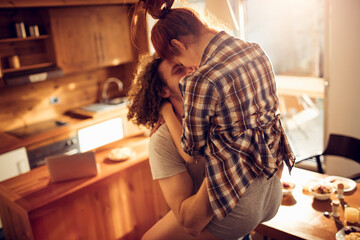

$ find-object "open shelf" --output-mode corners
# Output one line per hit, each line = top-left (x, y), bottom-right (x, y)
(2, 62), (55, 74)
(0, 35), (49, 44)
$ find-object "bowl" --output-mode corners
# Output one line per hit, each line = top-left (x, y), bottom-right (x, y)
(309, 182), (335, 200)
(282, 181), (296, 196)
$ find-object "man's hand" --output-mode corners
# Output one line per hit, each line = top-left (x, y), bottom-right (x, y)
(178, 180), (214, 235)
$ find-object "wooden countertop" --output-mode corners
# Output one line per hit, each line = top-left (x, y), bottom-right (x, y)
(0, 106), (133, 154)
(0, 134), (150, 215)
(0, 132), (22, 153)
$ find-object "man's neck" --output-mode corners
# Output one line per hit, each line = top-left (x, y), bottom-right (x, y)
(169, 97), (184, 123)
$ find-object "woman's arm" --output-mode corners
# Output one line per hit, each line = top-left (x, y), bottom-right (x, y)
(160, 101), (195, 163)
(180, 75), (218, 158)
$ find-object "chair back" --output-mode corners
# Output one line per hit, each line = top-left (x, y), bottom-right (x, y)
(323, 134), (360, 163)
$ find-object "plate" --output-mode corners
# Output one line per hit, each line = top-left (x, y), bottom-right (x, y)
(325, 176), (357, 192)
(336, 226), (360, 240)
(108, 147), (133, 162)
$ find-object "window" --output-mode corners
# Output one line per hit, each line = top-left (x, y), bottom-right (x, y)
(149, 0), (325, 162)
(240, 0), (324, 77)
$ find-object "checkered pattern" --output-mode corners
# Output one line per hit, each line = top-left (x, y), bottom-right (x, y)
(179, 31), (295, 219)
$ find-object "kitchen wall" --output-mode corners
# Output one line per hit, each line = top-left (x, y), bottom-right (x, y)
(0, 63), (137, 132)
(324, 0), (360, 177)
(0, 3), (149, 134)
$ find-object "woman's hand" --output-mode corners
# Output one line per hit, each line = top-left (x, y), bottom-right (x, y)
(150, 100), (172, 136)
(150, 116), (165, 136)
(150, 100), (174, 136)
(159, 100), (173, 117)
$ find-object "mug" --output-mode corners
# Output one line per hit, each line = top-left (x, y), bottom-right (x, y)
(8, 55), (21, 69)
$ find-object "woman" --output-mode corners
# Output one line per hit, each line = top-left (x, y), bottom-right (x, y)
(132, 0), (295, 238)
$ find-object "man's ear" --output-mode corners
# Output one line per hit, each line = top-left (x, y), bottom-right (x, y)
(171, 39), (186, 50)
(159, 86), (171, 98)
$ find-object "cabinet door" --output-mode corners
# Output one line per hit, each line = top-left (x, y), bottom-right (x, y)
(49, 6), (135, 74)
(49, 7), (99, 74)
(95, 6), (135, 67)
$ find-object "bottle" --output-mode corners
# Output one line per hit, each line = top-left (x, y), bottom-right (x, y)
(337, 183), (344, 199)
(331, 200), (340, 217)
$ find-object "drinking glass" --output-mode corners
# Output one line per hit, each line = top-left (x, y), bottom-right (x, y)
(344, 205), (360, 224)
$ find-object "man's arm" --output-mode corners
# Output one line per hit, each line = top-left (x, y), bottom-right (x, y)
(158, 172), (213, 236)
(178, 179), (213, 236)
(159, 101), (214, 235)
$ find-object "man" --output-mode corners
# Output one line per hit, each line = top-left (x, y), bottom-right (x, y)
(127, 54), (282, 240)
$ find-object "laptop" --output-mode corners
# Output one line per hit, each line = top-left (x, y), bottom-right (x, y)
(46, 151), (98, 183)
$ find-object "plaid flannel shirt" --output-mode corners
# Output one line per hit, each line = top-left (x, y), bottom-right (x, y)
(179, 31), (295, 219)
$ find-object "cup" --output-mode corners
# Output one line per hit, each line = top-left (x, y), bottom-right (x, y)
(8, 55), (21, 69)
(345, 206), (360, 224)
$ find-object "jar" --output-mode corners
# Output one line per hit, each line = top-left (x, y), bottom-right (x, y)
(337, 183), (344, 199)
(8, 55), (20, 69)
(331, 200), (340, 217)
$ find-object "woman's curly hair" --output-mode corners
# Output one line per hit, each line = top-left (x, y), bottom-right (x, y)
(127, 54), (166, 129)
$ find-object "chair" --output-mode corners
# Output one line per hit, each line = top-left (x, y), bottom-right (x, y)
(296, 134), (360, 179)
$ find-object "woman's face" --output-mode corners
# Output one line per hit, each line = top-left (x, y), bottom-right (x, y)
(171, 40), (201, 68)
(172, 53), (198, 69)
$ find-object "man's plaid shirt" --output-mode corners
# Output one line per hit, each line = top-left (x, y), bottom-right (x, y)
(179, 31), (295, 219)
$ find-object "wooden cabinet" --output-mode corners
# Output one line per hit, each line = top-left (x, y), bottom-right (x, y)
(0, 5), (138, 85)
(93, 7), (135, 67)
(0, 0), (138, 8)
(49, 6), (135, 74)
(0, 137), (169, 240)
(0, 9), (56, 84)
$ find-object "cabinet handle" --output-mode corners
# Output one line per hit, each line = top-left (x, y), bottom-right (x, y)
(94, 33), (101, 63)
(16, 160), (28, 174)
(99, 33), (105, 63)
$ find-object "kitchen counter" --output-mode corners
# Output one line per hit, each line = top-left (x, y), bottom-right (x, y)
(0, 132), (21, 153)
(0, 134), (169, 240)
(0, 105), (145, 154)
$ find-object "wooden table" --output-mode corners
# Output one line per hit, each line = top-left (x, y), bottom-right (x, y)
(255, 167), (360, 240)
